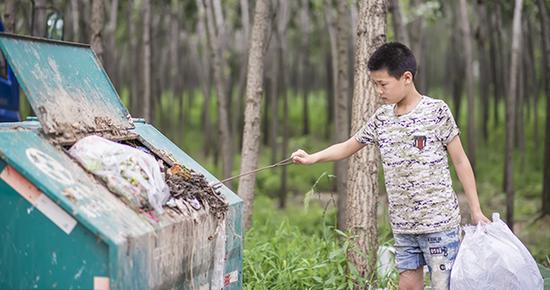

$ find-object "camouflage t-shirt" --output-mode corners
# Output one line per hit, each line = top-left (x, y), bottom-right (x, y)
(355, 96), (461, 234)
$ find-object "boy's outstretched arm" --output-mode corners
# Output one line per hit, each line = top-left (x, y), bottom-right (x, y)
(291, 137), (365, 165)
(447, 135), (491, 225)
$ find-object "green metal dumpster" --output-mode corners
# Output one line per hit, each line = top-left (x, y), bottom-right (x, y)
(0, 33), (243, 290)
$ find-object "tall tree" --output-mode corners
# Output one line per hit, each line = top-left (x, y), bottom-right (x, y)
(474, 0), (490, 142)
(458, 0), (476, 171)
(3, 0), (17, 33)
(346, 0), (386, 282)
(32, 0), (48, 37)
(169, 0), (181, 96)
(240, 0), (251, 39)
(71, 0), (80, 42)
(127, 0), (141, 115)
(91, 0), (105, 62)
(142, 0), (152, 122)
(195, 0), (214, 159)
(334, 0), (351, 230)
(408, 0), (426, 93)
(323, 0), (337, 137)
(493, 1), (507, 127)
(389, 0), (409, 45)
(204, 0), (234, 183)
(234, 0), (252, 148)
(537, 0), (550, 217)
(447, 0), (465, 122)
(274, 0), (290, 209)
(486, 0), (501, 129)
(238, 0), (272, 229)
(104, 0), (119, 86)
(504, 0), (523, 230)
(301, 0), (312, 136)
(268, 32), (280, 165)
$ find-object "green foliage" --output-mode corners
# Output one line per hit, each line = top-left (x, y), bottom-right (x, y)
(243, 196), (397, 289)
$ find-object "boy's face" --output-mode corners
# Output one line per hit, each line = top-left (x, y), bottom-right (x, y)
(369, 69), (412, 104)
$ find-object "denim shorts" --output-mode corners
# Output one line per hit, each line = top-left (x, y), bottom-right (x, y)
(394, 227), (461, 290)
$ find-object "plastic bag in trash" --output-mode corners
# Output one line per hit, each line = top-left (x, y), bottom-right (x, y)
(450, 213), (543, 290)
(69, 135), (170, 215)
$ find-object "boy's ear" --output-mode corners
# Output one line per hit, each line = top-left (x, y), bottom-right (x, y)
(402, 71), (414, 85)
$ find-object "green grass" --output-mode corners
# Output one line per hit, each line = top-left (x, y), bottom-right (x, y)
(243, 195), (398, 290)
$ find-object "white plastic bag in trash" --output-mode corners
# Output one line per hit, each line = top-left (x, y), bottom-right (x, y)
(69, 135), (170, 214)
(450, 213), (543, 290)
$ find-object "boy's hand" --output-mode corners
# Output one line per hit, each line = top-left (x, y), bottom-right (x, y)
(471, 210), (490, 225)
(291, 149), (316, 165)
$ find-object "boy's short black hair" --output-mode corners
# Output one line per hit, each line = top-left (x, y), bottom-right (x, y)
(367, 42), (417, 79)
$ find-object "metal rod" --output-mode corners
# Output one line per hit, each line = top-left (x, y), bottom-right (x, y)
(210, 157), (293, 187)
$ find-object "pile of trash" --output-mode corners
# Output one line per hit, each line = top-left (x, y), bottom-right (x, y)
(68, 135), (227, 218)
(164, 164), (227, 219)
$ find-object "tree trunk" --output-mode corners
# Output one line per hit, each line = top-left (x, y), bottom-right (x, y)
(494, 1), (507, 127)
(335, 0), (351, 230)
(128, 0), (141, 116)
(104, 0), (119, 87)
(323, 0), (337, 138)
(389, 0), (409, 45)
(240, 0), (251, 39)
(409, 0), (426, 93)
(537, 0), (550, 216)
(269, 44), (279, 165)
(71, 0), (81, 42)
(300, 0), (311, 136)
(504, 0), (523, 230)
(81, 1), (92, 42)
(235, 0), (251, 150)
(517, 46), (525, 168)
(238, 0), (271, 229)
(474, 0), (490, 143)
(32, 0), (48, 37)
(195, 0), (214, 158)
(448, 0), (464, 125)
(346, 0), (386, 283)
(275, 0), (290, 209)
(525, 15), (539, 149)
(458, 0), (476, 171)
(142, 0), (152, 122)
(3, 0), (17, 33)
(91, 0), (105, 62)
(204, 0), (234, 183)
(170, 0), (181, 95)
(325, 50), (334, 139)
(487, 0), (501, 130)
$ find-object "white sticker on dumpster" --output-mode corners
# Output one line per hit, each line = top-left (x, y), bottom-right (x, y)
(224, 271), (238, 286)
(26, 148), (74, 185)
(0, 165), (77, 234)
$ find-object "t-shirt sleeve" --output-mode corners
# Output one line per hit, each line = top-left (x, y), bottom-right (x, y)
(436, 103), (460, 145)
(354, 114), (377, 145)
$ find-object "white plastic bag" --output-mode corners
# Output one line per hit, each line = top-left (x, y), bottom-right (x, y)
(69, 135), (170, 214)
(450, 213), (543, 290)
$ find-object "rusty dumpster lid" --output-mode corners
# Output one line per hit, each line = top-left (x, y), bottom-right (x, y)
(0, 33), (134, 141)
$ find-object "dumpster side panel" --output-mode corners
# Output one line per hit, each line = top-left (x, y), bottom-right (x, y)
(110, 211), (221, 290)
(132, 123), (244, 289)
(0, 131), (154, 244)
(0, 160), (110, 289)
(224, 202), (244, 289)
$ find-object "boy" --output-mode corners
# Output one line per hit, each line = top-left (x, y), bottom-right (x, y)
(291, 42), (489, 290)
